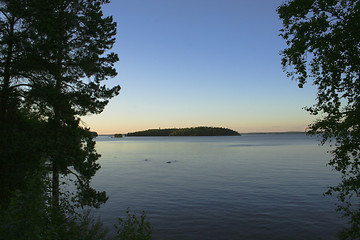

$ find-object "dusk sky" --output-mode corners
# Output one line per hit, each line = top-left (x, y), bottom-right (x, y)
(82, 0), (318, 134)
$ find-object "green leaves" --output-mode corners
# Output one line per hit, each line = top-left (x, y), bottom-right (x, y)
(278, 0), (360, 238)
(0, 0), (120, 212)
(114, 208), (153, 240)
(0, 1), (123, 238)
(22, 0), (120, 209)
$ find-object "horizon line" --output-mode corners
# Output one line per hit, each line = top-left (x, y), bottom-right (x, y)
(97, 130), (306, 136)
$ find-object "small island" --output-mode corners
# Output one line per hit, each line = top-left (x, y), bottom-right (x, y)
(124, 127), (240, 137)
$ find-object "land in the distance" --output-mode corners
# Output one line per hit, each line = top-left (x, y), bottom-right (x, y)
(121, 127), (240, 137)
(241, 131), (305, 135)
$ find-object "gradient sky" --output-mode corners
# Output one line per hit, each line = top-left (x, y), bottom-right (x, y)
(82, 0), (318, 134)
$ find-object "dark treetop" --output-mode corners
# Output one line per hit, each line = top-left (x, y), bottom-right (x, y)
(124, 127), (240, 137)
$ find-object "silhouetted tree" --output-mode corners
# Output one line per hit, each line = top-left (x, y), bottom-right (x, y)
(278, 0), (360, 239)
(21, 0), (120, 210)
(0, 0), (45, 208)
(0, 0), (120, 212)
(0, 0), (122, 238)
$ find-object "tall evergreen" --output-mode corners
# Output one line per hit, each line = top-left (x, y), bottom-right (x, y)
(0, 0), (120, 210)
(23, 0), (120, 209)
(0, 1), (44, 208)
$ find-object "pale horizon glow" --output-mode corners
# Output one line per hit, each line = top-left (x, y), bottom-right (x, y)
(82, 0), (318, 135)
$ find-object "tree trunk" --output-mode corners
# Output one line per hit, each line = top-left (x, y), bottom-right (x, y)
(52, 164), (60, 209)
(0, 16), (15, 209)
(51, 42), (64, 210)
(0, 17), (15, 132)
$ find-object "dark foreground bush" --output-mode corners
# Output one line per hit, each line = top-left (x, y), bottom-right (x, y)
(114, 208), (153, 240)
(0, 169), (153, 240)
(0, 170), (108, 240)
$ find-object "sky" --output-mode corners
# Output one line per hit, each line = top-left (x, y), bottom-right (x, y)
(82, 0), (318, 134)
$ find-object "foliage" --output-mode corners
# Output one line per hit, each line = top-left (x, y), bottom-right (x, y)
(127, 126), (240, 136)
(0, 0), (124, 238)
(114, 208), (153, 240)
(0, 0), (45, 207)
(0, 110), (46, 207)
(0, 167), (109, 240)
(0, 0), (121, 210)
(278, 0), (360, 238)
(0, 1), (155, 239)
(0, 167), (48, 240)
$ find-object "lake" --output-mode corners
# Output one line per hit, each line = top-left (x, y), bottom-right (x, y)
(92, 133), (346, 240)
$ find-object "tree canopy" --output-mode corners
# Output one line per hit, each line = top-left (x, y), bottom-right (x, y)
(19, 0), (121, 210)
(0, 1), (155, 239)
(126, 127), (240, 137)
(278, 0), (360, 238)
(0, 0), (120, 221)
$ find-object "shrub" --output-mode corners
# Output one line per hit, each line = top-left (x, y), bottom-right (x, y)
(114, 208), (153, 240)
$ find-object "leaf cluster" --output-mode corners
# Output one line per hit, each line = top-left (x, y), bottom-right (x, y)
(0, 167), (109, 240)
(114, 208), (153, 240)
(0, 0), (120, 229)
(278, 0), (360, 238)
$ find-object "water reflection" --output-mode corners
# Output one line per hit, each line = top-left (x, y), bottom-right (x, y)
(92, 134), (344, 240)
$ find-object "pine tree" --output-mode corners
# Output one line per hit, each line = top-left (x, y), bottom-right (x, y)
(6, 0), (120, 210)
(0, 0), (44, 208)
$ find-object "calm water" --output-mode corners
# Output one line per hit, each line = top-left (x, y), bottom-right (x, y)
(92, 134), (346, 240)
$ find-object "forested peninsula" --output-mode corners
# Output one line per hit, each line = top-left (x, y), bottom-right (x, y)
(125, 127), (240, 136)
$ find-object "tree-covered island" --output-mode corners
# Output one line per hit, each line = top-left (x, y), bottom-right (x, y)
(123, 127), (240, 137)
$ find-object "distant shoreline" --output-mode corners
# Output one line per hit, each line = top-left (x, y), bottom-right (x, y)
(117, 127), (240, 137)
(241, 131), (306, 135)
(99, 131), (306, 137)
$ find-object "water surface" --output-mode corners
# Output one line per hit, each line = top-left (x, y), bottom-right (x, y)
(92, 134), (345, 240)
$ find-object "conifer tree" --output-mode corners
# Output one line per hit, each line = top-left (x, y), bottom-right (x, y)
(1, 0), (120, 210)
(0, 0), (44, 208)
(25, 0), (120, 209)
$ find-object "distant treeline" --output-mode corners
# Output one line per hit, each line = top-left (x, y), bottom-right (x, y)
(241, 131), (305, 135)
(126, 127), (240, 136)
